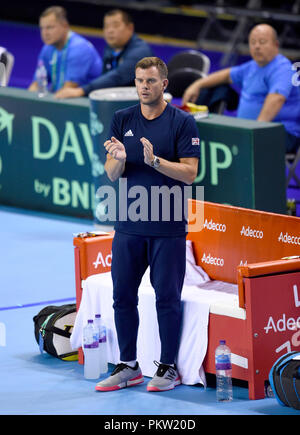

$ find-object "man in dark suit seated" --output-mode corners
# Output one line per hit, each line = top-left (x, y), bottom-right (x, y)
(55, 9), (153, 99)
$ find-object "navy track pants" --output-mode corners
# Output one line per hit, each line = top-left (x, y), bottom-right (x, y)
(111, 231), (186, 364)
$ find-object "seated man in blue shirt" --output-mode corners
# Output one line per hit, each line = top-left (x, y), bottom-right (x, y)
(55, 9), (153, 99)
(28, 6), (102, 93)
(182, 24), (300, 153)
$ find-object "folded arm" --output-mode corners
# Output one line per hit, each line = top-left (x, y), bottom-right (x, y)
(182, 68), (232, 105)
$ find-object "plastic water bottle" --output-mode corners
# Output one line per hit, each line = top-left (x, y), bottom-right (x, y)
(215, 339), (233, 402)
(36, 60), (48, 98)
(83, 319), (100, 379)
(94, 314), (108, 374)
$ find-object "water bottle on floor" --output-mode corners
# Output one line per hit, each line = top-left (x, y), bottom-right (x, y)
(36, 60), (48, 98)
(83, 319), (100, 379)
(95, 314), (108, 374)
(215, 339), (233, 402)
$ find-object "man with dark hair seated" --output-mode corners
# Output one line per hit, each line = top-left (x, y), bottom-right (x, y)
(55, 9), (153, 99)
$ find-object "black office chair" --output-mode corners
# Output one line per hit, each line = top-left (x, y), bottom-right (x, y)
(167, 50), (211, 76)
(166, 49), (239, 113)
(167, 50), (211, 99)
(0, 47), (14, 86)
(167, 68), (206, 99)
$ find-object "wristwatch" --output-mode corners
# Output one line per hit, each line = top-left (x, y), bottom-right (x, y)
(150, 155), (160, 169)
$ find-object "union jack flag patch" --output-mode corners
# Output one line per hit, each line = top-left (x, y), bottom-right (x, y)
(192, 137), (200, 145)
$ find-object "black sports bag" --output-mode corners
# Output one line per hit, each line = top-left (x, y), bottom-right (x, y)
(33, 303), (78, 361)
(269, 351), (300, 410)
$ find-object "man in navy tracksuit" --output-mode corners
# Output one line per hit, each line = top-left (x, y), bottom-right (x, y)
(96, 57), (200, 392)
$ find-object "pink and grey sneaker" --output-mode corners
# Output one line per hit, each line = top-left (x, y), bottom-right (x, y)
(95, 362), (144, 392)
(147, 361), (181, 392)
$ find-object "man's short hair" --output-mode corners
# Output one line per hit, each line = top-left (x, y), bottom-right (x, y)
(135, 57), (168, 79)
(248, 23), (279, 44)
(104, 9), (133, 25)
(40, 6), (69, 23)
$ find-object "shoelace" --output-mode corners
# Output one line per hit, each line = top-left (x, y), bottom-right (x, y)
(153, 360), (177, 379)
(111, 363), (135, 376)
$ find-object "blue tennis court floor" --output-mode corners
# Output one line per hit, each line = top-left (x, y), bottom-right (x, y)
(0, 205), (299, 416)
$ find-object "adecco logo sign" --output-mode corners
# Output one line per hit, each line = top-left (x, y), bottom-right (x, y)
(201, 252), (224, 267)
(240, 225), (264, 239)
(93, 251), (112, 269)
(203, 218), (226, 232)
(278, 232), (300, 245)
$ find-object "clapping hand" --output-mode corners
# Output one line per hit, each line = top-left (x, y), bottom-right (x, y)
(104, 137), (127, 161)
(140, 137), (154, 166)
